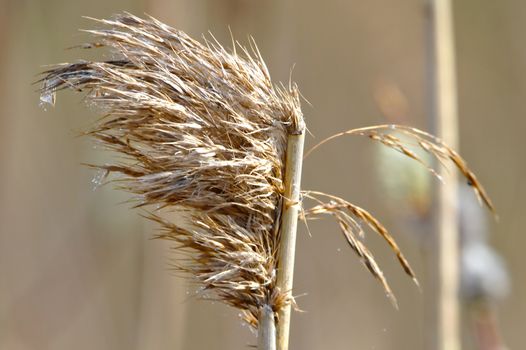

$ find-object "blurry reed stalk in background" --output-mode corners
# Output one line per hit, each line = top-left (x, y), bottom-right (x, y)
(427, 0), (461, 348)
(40, 13), (494, 350)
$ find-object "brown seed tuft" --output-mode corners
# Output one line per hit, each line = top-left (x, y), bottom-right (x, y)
(39, 13), (302, 326)
(40, 13), (494, 330)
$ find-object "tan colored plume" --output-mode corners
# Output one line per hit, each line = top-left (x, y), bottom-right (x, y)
(40, 13), (301, 327)
(39, 13), (493, 336)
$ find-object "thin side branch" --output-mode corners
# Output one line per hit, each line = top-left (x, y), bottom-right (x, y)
(304, 124), (494, 214)
(301, 191), (418, 307)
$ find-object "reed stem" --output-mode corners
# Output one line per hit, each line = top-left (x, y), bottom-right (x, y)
(258, 305), (277, 350)
(428, 0), (460, 349)
(275, 130), (305, 350)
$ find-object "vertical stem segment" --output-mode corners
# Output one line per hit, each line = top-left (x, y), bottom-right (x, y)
(428, 0), (460, 349)
(276, 131), (305, 350)
(258, 305), (277, 350)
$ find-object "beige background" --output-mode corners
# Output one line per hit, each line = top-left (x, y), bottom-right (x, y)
(1, 0), (524, 349)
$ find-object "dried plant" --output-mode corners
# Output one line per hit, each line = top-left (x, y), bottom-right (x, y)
(39, 13), (493, 350)
(301, 190), (416, 307)
(305, 125), (494, 212)
(302, 124), (495, 305)
(40, 13), (303, 329)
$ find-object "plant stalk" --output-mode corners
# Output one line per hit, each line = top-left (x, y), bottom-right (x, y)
(258, 305), (277, 350)
(428, 0), (460, 349)
(275, 130), (305, 350)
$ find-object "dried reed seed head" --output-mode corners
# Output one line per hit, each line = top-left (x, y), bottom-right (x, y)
(40, 13), (303, 325)
(40, 13), (492, 328)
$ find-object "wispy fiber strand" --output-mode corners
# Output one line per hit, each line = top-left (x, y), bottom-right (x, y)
(39, 13), (494, 341)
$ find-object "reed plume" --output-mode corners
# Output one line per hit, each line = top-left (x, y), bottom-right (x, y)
(40, 13), (302, 328)
(39, 13), (493, 349)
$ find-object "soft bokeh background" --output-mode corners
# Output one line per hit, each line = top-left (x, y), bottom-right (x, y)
(1, 0), (524, 349)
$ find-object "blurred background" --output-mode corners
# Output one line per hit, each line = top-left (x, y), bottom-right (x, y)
(1, 0), (524, 349)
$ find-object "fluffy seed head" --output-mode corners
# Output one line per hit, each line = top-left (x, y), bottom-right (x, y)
(40, 12), (494, 328)
(40, 13), (302, 325)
